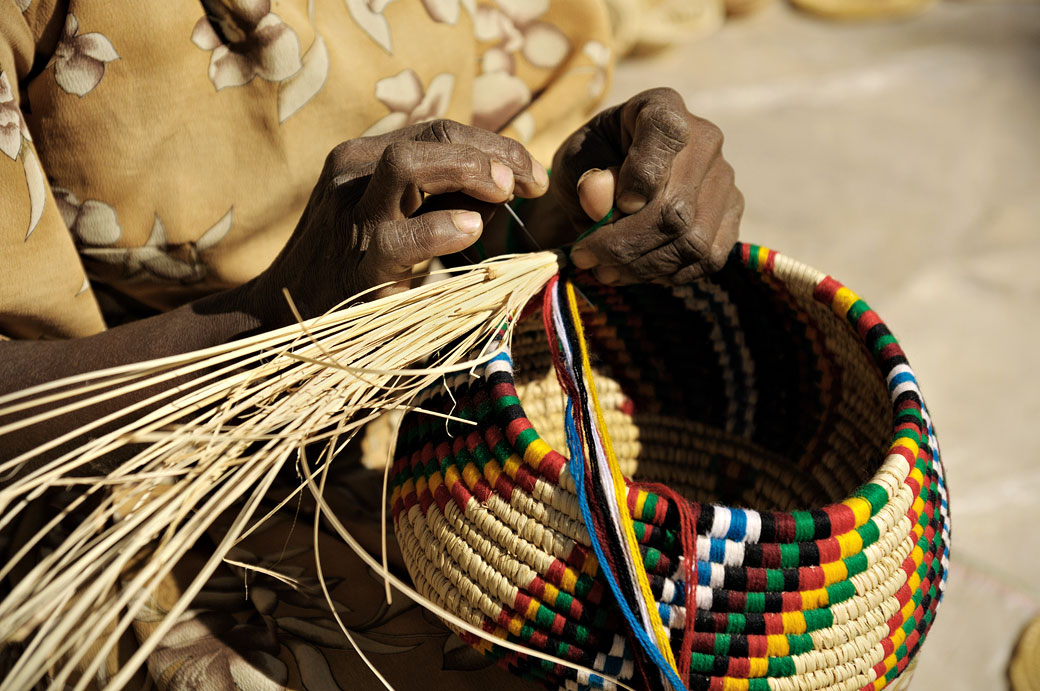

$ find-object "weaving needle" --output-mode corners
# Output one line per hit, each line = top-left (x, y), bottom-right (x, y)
(503, 203), (542, 250)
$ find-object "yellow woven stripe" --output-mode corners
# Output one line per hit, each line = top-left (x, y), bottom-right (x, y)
(801, 588), (828, 610)
(837, 529), (864, 558)
(780, 611), (807, 636)
(565, 281), (680, 678)
(543, 582), (560, 603)
(832, 286), (859, 316)
(525, 598), (541, 621)
(767, 632), (792, 656)
(484, 460), (502, 487)
(462, 462), (482, 488)
(756, 245), (770, 267)
(507, 615), (524, 637)
(634, 490), (648, 518)
(821, 559), (848, 585)
(891, 624), (908, 651)
(523, 438), (553, 468)
(842, 496), (872, 527)
(503, 455), (522, 479)
(891, 436), (920, 460)
(561, 569), (578, 592)
(428, 471), (443, 493)
(873, 678), (887, 690)
(443, 465), (461, 487)
(723, 679), (749, 691)
(748, 657), (769, 677)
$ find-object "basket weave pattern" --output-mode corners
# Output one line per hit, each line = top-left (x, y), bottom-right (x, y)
(389, 244), (949, 691)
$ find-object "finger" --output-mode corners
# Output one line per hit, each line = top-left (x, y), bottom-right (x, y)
(368, 209), (484, 277)
(577, 166), (619, 222)
(615, 159), (740, 280)
(571, 194), (693, 270)
(591, 156), (736, 280)
(668, 188), (744, 285)
(357, 141), (516, 223)
(415, 119), (549, 198)
(616, 88), (692, 214)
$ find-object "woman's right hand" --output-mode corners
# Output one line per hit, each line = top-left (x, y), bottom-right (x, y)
(247, 120), (550, 326)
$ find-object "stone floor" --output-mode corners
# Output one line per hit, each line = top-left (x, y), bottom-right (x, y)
(607, 2), (1040, 688)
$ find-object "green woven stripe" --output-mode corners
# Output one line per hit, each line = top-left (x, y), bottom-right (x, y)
(857, 518), (881, 547)
(825, 580), (856, 605)
(792, 511), (815, 541)
(766, 569), (784, 592)
(870, 331), (897, 355)
(789, 633), (814, 655)
(847, 299), (871, 325)
(644, 547), (661, 571)
(779, 543), (800, 569)
(749, 678), (771, 691)
(746, 244), (762, 269)
(642, 493), (659, 522)
(855, 483), (889, 515)
(514, 427), (538, 452)
(495, 394), (521, 411)
(767, 656), (796, 677)
(746, 592), (765, 613)
(713, 633), (731, 656)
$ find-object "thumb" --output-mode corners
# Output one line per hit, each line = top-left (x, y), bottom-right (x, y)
(368, 210), (484, 280)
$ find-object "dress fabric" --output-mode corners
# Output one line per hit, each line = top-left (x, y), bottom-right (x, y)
(0, 0), (612, 338)
(0, 1), (613, 689)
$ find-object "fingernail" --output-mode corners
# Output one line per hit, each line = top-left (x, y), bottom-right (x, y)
(577, 168), (603, 188)
(532, 160), (549, 188)
(452, 210), (483, 235)
(571, 248), (598, 269)
(595, 266), (620, 284)
(617, 192), (647, 214)
(491, 162), (514, 194)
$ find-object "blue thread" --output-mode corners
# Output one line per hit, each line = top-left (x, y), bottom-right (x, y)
(564, 398), (688, 691)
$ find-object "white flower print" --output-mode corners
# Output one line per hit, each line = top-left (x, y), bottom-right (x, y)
(421, 0), (476, 25)
(471, 0), (570, 133)
(1, 71), (45, 239)
(278, 35), (329, 123)
(362, 69), (455, 136)
(192, 0), (302, 91)
(473, 0), (570, 70)
(0, 70), (29, 162)
(64, 195), (234, 283)
(583, 40), (611, 99)
(343, 0), (397, 53)
(346, 0), (475, 53)
(47, 14), (119, 97)
(53, 187), (123, 246)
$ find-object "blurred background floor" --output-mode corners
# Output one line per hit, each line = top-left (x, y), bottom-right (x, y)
(607, 2), (1040, 688)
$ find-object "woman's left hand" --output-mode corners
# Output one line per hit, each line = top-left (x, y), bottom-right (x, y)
(550, 88), (743, 285)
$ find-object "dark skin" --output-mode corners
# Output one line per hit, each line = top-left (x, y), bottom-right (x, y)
(0, 88), (742, 468)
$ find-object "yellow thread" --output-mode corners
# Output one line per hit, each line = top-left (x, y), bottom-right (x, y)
(781, 611), (807, 635)
(832, 286), (859, 315)
(842, 496), (872, 527)
(821, 559), (848, 585)
(565, 281), (680, 678)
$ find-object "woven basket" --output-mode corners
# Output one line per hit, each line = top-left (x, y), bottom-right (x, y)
(389, 243), (949, 691)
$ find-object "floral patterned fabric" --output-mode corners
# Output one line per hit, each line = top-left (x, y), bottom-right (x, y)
(0, 0), (612, 688)
(0, 0), (612, 339)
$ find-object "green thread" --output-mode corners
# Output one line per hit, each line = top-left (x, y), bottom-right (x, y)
(574, 207), (616, 246)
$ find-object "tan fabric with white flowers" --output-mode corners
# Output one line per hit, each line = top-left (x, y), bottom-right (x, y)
(0, 0), (612, 338)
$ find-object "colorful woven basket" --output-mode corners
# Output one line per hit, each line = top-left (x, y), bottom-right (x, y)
(389, 243), (949, 691)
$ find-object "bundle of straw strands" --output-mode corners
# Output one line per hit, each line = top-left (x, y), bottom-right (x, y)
(0, 252), (598, 691)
